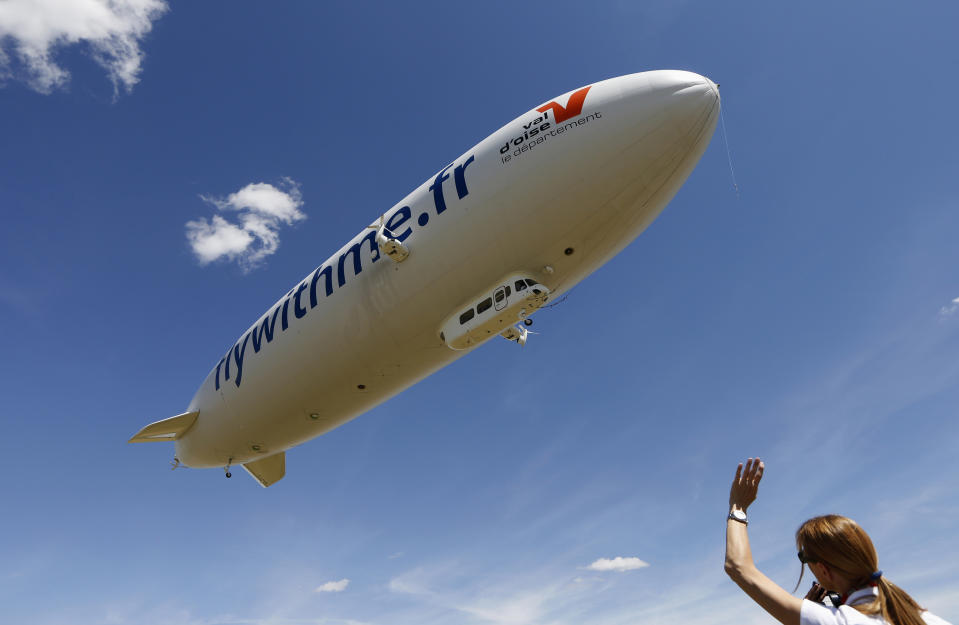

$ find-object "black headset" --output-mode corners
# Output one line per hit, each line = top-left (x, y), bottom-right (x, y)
(824, 592), (843, 607)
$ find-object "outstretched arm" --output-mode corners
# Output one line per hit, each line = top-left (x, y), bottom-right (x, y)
(724, 458), (803, 625)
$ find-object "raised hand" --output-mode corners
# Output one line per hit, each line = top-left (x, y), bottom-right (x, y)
(729, 457), (764, 511)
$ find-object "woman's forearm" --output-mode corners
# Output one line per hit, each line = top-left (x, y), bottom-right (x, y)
(724, 507), (756, 580)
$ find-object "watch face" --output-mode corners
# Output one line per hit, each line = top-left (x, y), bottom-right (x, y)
(731, 510), (747, 521)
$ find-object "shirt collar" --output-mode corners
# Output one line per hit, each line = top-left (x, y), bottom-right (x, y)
(844, 586), (879, 606)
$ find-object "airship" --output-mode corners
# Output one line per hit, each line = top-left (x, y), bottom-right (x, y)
(129, 69), (721, 487)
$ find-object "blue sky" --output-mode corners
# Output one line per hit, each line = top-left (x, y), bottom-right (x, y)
(2, 2), (958, 624)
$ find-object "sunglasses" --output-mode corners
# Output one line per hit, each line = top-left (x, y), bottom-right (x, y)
(797, 550), (817, 564)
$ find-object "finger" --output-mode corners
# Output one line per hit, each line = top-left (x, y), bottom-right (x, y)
(735, 463), (743, 480)
(755, 459), (765, 482)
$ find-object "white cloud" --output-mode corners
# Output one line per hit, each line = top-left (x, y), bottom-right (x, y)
(585, 556), (649, 572)
(185, 215), (254, 264)
(186, 178), (305, 271)
(937, 296), (959, 318)
(0, 0), (168, 95)
(315, 578), (350, 593)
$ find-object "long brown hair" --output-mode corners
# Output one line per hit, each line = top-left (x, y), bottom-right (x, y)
(796, 515), (926, 625)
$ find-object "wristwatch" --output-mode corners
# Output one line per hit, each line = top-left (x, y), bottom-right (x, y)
(728, 509), (748, 524)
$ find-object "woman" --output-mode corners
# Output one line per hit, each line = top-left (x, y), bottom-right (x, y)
(724, 458), (951, 625)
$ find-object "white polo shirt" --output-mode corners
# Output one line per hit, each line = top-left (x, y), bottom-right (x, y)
(801, 587), (953, 625)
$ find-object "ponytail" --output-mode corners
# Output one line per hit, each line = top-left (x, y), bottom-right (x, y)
(864, 577), (925, 625)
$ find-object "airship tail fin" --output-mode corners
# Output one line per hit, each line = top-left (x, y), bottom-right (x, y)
(128, 411), (199, 443)
(243, 452), (286, 488)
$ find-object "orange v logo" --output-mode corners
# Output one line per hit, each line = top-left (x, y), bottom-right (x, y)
(536, 86), (591, 123)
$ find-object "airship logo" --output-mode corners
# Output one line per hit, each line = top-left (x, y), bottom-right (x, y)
(499, 85), (594, 157)
(536, 85), (591, 123)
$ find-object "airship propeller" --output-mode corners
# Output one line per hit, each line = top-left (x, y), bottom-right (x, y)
(367, 214), (410, 262)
